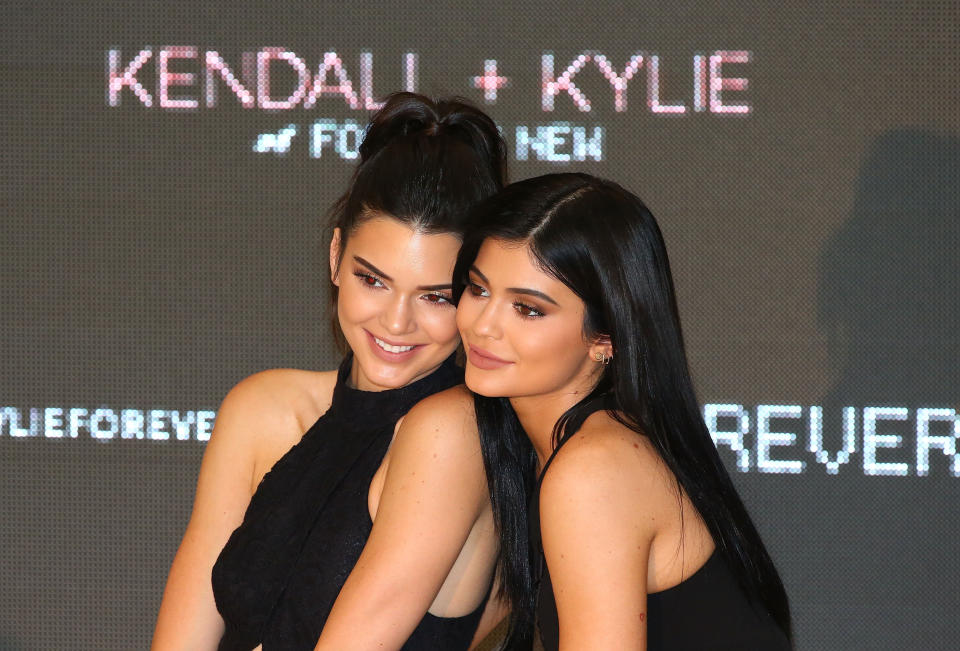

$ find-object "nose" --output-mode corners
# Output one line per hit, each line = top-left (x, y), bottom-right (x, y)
(381, 293), (416, 336)
(468, 297), (503, 340)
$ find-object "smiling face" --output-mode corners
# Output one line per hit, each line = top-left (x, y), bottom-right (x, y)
(456, 237), (610, 404)
(331, 216), (462, 391)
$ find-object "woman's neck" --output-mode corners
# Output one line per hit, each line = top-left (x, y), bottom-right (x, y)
(509, 378), (596, 469)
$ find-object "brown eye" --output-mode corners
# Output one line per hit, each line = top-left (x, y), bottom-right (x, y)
(513, 302), (544, 318)
(468, 282), (488, 298)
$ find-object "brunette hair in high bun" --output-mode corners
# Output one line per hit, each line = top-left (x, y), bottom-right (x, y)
(325, 92), (506, 347)
(329, 91), (506, 269)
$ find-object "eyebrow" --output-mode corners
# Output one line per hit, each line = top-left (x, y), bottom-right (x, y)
(354, 256), (453, 292)
(469, 265), (559, 306)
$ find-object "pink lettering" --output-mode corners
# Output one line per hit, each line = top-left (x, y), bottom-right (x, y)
(404, 52), (418, 93)
(257, 48), (309, 110)
(693, 54), (708, 112)
(303, 52), (361, 109)
(542, 52), (592, 111)
(359, 52), (383, 110)
(591, 53), (643, 112)
(205, 51), (254, 107)
(647, 55), (686, 114)
(107, 49), (154, 107)
(158, 47), (198, 109)
(709, 50), (751, 114)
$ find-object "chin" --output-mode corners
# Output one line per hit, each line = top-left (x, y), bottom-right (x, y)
(358, 357), (419, 388)
(464, 366), (511, 398)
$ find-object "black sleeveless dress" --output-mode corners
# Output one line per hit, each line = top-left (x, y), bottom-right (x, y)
(529, 402), (791, 650)
(212, 354), (487, 650)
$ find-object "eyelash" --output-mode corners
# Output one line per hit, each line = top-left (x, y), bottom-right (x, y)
(513, 302), (544, 319)
(354, 271), (385, 289)
(467, 281), (545, 319)
(467, 281), (489, 298)
(354, 271), (452, 306)
(423, 292), (453, 306)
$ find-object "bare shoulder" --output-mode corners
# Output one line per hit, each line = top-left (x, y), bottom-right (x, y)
(223, 367), (337, 415)
(396, 384), (477, 444)
(539, 411), (675, 531)
(388, 384), (484, 490)
(213, 368), (339, 460)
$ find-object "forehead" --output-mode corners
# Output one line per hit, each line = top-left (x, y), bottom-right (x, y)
(346, 217), (461, 282)
(473, 238), (536, 275)
(473, 238), (579, 302)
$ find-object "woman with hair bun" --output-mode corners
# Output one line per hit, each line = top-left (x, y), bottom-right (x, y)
(454, 173), (792, 650)
(153, 93), (508, 650)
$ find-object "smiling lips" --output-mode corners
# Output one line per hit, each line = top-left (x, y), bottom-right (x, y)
(466, 344), (514, 370)
(365, 330), (422, 362)
(373, 336), (416, 353)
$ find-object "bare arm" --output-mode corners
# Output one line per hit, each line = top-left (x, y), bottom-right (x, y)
(151, 372), (311, 650)
(315, 387), (495, 651)
(539, 432), (659, 651)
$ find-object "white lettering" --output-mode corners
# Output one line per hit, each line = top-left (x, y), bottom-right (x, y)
(808, 406), (857, 474)
(756, 405), (805, 473)
(197, 410), (216, 442)
(90, 408), (118, 441)
(121, 409), (145, 440)
(863, 407), (909, 476)
(704, 403), (751, 472)
(44, 407), (65, 438)
(148, 409), (169, 441)
(68, 407), (88, 439)
(916, 408), (960, 476)
(169, 410), (196, 441)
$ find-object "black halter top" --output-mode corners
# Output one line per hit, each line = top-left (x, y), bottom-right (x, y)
(212, 354), (487, 650)
(529, 400), (790, 650)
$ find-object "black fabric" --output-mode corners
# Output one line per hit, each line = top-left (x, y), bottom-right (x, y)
(529, 401), (791, 651)
(212, 354), (486, 650)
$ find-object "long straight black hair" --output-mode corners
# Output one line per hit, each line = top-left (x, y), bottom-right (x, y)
(452, 173), (792, 648)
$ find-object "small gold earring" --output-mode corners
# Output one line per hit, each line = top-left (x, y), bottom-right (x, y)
(594, 351), (604, 363)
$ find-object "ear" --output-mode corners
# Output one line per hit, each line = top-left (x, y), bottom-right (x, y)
(587, 335), (613, 364)
(329, 227), (342, 286)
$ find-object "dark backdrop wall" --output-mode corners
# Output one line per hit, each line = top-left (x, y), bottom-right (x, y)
(2, 2), (958, 649)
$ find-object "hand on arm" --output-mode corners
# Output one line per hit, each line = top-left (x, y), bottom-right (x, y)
(539, 434), (657, 651)
(315, 388), (492, 651)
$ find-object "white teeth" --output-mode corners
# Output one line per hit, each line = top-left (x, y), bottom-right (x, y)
(374, 337), (416, 354)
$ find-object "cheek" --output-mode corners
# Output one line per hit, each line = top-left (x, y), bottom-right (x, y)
(417, 305), (460, 346)
(455, 296), (480, 333)
(511, 319), (588, 386)
(515, 321), (574, 362)
(337, 283), (380, 325)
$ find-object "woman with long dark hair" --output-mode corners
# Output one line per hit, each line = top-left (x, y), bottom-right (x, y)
(152, 93), (508, 650)
(454, 173), (792, 650)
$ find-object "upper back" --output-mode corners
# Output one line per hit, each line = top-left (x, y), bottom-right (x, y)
(533, 410), (790, 650)
(538, 409), (715, 592)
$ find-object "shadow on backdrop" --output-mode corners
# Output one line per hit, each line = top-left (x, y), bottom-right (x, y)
(819, 128), (959, 407)
(807, 128), (959, 648)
